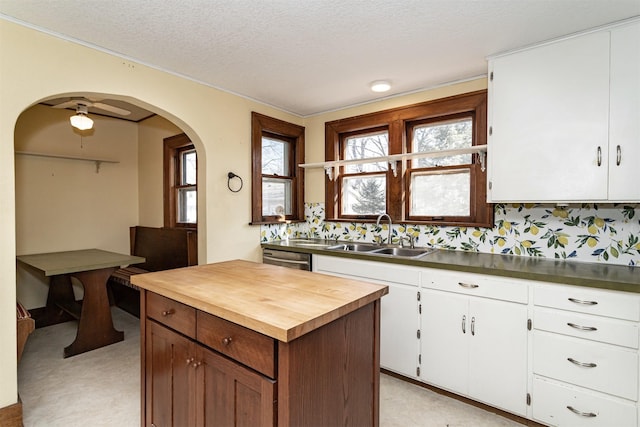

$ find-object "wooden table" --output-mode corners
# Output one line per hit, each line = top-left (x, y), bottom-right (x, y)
(17, 249), (145, 357)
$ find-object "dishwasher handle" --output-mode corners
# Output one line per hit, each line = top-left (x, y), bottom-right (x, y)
(263, 255), (310, 265)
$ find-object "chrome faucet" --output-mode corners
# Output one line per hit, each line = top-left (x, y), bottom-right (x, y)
(375, 213), (392, 245)
(400, 235), (415, 249)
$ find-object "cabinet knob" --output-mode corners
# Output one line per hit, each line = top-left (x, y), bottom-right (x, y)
(162, 309), (175, 316)
(222, 337), (233, 346)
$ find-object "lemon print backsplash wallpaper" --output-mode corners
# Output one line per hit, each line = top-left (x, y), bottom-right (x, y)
(261, 203), (640, 267)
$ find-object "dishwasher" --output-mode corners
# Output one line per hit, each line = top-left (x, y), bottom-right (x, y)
(262, 248), (311, 271)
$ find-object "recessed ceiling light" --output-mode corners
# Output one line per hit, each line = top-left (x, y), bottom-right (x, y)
(370, 80), (391, 93)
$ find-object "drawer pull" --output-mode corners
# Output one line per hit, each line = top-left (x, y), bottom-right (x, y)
(222, 337), (233, 346)
(161, 309), (175, 316)
(458, 282), (479, 289)
(568, 357), (597, 368)
(567, 405), (597, 418)
(568, 297), (598, 306)
(567, 322), (597, 331)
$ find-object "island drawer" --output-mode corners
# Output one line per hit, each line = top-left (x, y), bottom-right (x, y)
(146, 292), (196, 338)
(197, 311), (276, 378)
(533, 330), (638, 400)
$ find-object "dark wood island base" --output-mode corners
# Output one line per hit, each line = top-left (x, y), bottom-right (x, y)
(134, 260), (388, 427)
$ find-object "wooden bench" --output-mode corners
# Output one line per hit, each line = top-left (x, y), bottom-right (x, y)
(108, 226), (197, 316)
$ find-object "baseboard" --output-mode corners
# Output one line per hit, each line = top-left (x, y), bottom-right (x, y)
(0, 401), (23, 427)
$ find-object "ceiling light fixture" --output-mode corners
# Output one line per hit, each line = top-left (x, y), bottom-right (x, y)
(370, 80), (391, 93)
(69, 104), (94, 130)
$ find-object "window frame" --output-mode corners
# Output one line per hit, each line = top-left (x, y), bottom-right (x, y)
(164, 133), (197, 229)
(251, 112), (305, 224)
(325, 90), (492, 228)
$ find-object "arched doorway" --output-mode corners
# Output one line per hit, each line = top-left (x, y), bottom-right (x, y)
(14, 92), (205, 424)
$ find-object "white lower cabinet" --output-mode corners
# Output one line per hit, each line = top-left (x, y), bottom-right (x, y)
(313, 254), (640, 426)
(533, 377), (637, 427)
(532, 283), (640, 426)
(313, 255), (420, 378)
(421, 270), (529, 416)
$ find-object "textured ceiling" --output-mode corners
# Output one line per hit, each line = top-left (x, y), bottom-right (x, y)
(1, 1), (639, 117)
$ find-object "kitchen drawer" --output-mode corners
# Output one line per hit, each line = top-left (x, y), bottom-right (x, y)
(533, 330), (638, 400)
(532, 376), (637, 427)
(197, 311), (276, 378)
(146, 292), (196, 338)
(422, 269), (528, 304)
(534, 284), (640, 321)
(534, 307), (639, 349)
(313, 255), (420, 286)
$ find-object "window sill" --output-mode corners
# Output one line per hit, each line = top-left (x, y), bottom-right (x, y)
(250, 219), (306, 226)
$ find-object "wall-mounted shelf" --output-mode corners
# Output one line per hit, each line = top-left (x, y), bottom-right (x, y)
(15, 151), (119, 173)
(299, 145), (487, 180)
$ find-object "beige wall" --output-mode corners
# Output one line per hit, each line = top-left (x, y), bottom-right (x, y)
(138, 115), (182, 227)
(0, 19), (302, 409)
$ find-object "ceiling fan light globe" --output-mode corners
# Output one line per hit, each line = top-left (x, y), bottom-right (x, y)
(70, 113), (94, 130)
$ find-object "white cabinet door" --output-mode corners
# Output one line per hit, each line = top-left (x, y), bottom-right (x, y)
(380, 282), (419, 378)
(488, 31), (610, 202)
(468, 297), (528, 416)
(420, 289), (469, 393)
(609, 21), (640, 201)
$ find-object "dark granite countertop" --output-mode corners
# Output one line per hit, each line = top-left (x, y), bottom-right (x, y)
(261, 239), (640, 293)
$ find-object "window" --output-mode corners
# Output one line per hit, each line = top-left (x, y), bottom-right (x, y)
(325, 91), (492, 227)
(164, 133), (197, 228)
(340, 128), (389, 217)
(251, 112), (305, 224)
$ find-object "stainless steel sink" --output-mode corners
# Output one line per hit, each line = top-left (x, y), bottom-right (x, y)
(370, 247), (435, 258)
(327, 243), (381, 252)
(327, 243), (436, 259)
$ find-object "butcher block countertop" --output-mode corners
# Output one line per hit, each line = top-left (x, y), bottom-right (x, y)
(131, 259), (388, 342)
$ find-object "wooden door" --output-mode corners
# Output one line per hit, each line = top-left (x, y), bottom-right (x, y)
(145, 320), (197, 427)
(196, 345), (275, 427)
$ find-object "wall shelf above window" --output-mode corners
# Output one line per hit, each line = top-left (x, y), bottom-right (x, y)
(299, 144), (487, 180)
(15, 150), (119, 173)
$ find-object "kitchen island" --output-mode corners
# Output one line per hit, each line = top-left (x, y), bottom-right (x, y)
(132, 259), (388, 427)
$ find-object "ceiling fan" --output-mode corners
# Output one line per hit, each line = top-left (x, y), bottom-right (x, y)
(50, 97), (132, 116)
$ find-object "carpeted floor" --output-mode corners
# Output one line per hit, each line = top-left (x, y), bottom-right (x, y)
(18, 307), (521, 427)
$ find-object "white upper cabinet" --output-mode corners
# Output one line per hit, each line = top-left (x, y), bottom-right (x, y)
(609, 22), (640, 200)
(487, 20), (640, 203)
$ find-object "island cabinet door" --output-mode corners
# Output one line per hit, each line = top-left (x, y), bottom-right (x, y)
(145, 320), (198, 427)
(196, 344), (276, 427)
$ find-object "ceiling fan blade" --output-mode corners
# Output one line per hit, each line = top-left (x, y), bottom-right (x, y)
(92, 102), (131, 116)
(51, 100), (79, 109)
